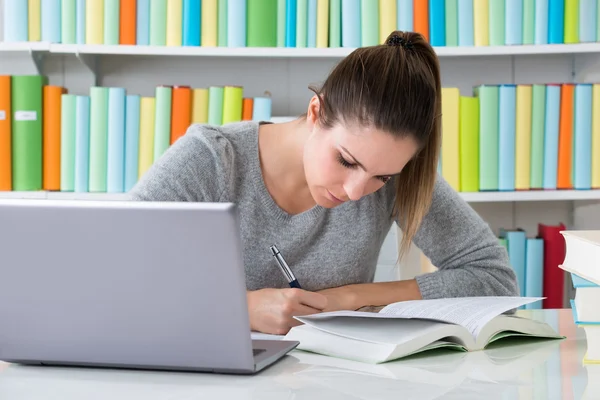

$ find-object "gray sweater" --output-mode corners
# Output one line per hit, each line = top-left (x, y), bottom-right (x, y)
(129, 121), (519, 300)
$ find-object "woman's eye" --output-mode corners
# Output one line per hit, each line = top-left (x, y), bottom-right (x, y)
(337, 154), (355, 168)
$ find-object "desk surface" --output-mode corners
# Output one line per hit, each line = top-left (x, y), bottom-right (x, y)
(0, 309), (595, 399)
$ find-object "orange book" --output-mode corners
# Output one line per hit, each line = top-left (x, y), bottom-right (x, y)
(557, 83), (574, 189)
(413, 0), (429, 42)
(242, 98), (253, 120)
(119, 0), (136, 45)
(43, 85), (66, 191)
(170, 86), (191, 144)
(0, 76), (10, 191)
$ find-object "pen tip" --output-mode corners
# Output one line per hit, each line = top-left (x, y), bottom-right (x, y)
(269, 245), (278, 255)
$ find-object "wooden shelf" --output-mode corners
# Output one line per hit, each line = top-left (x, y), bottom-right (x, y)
(2, 42), (600, 58)
(1, 190), (599, 202)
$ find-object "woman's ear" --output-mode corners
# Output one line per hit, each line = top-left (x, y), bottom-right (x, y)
(306, 95), (321, 126)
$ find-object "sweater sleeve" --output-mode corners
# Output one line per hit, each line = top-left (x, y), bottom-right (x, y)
(128, 124), (234, 202)
(410, 175), (520, 299)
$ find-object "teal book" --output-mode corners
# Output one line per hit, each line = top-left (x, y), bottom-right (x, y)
(525, 238), (544, 309)
(498, 84), (516, 191)
(489, 0), (505, 45)
(475, 85), (499, 191)
(499, 228), (527, 298)
(445, 0), (458, 46)
(530, 84), (546, 189)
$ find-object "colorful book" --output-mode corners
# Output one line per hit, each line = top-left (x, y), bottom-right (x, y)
(543, 84), (561, 189)
(525, 238), (544, 309)
(397, 0), (413, 31)
(548, 0), (564, 44)
(228, 0), (247, 47)
(307, 0), (317, 47)
(217, 0), (227, 46)
(124, 95), (140, 192)
(166, 0), (183, 46)
(43, 85), (65, 191)
(86, 0), (104, 45)
(522, 0), (534, 44)
(499, 228), (527, 297)
(476, 85), (499, 191)
(557, 84), (574, 189)
(498, 84), (516, 191)
(473, 0), (489, 46)
(183, 0), (201, 46)
(579, 0), (597, 42)
(247, 0), (277, 46)
(171, 86), (192, 143)
(29, 0), (41, 42)
(488, 0), (505, 46)
(119, 0), (136, 45)
(515, 85), (532, 190)
(150, 0), (167, 46)
(379, 0), (397, 45)
(89, 86), (109, 192)
(104, 0), (119, 45)
(0, 76), (11, 191)
(3, 0), (28, 42)
(429, 0), (445, 46)
(107, 87), (126, 193)
(445, 0), (458, 46)
(296, 0), (307, 47)
(286, 0), (297, 46)
(60, 94), (76, 192)
(329, 0), (341, 48)
(530, 84), (546, 189)
(534, 0), (549, 45)
(564, 0), (579, 43)
(316, 0), (329, 47)
(138, 97), (155, 178)
(593, 84), (600, 188)
(153, 86), (172, 162)
(136, 0), (150, 45)
(341, 0), (359, 47)
(573, 84), (592, 189)
(74, 96), (90, 193)
(41, 0), (61, 43)
(459, 96), (479, 192)
(360, 0), (378, 46)
(413, 0), (429, 42)
(441, 88), (460, 191)
(61, 0), (77, 44)
(76, 0), (86, 44)
(457, 0), (474, 46)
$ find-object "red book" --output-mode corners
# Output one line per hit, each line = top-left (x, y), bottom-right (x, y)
(538, 223), (567, 309)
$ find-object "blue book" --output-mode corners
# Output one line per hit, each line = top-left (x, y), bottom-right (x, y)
(457, 0), (474, 46)
(543, 85), (561, 189)
(534, 0), (548, 44)
(107, 88), (126, 193)
(124, 95), (140, 192)
(505, 0), (523, 45)
(285, 0), (297, 47)
(136, 0), (150, 45)
(296, 0), (308, 47)
(253, 97), (272, 121)
(429, 0), (445, 46)
(498, 85), (516, 191)
(574, 84), (593, 190)
(579, 0), (597, 42)
(499, 229), (527, 298)
(3, 0), (28, 42)
(341, 0), (359, 47)
(42, 0), (62, 43)
(525, 238), (544, 309)
(548, 0), (564, 44)
(183, 0), (201, 46)
(76, 0), (86, 44)
(74, 96), (90, 193)
(307, 0), (318, 47)
(228, 0), (246, 47)
(397, 0), (413, 31)
(60, 95), (76, 191)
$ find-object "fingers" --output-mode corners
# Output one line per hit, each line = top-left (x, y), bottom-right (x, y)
(285, 288), (328, 311)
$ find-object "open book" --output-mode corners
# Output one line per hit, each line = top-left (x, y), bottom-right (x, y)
(283, 296), (564, 364)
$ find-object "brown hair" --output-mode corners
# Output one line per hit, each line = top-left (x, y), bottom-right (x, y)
(308, 30), (442, 258)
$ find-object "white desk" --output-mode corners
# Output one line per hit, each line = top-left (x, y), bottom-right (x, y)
(0, 309), (595, 399)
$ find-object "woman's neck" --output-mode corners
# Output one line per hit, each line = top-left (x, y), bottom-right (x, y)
(258, 119), (318, 215)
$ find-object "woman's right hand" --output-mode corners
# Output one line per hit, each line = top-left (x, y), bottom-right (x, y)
(247, 288), (328, 335)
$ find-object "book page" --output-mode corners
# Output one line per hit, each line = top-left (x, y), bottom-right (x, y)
(378, 297), (542, 338)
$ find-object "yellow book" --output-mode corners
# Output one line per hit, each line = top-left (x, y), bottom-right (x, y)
(222, 86), (243, 124)
(138, 97), (156, 179)
(86, 0), (104, 44)
(28, 0), (41, 41)
(473, 0), (489, 46)
(316, 0), (329, 48)
(201, 0), (218, 47)
(166, 0), (183, 46)
(441, 87), (460, 192)
(592, 84), (600, 188)
(379, 0), (397, 44)
(192, 88), (209, 124)
(515, 85), (532, 190)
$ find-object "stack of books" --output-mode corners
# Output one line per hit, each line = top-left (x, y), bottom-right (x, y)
(559, 230), (600, 398)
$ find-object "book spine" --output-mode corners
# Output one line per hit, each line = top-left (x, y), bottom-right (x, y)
(247, 0), (278, 47)
(124, 95), (141, 192)
(534, 0), (548, 44)
(252, 96), (272, 121)
(222, 86), (243, 124)
(459, 96), (479, 192)
(217, 0), (227, 46)
(563, 0), (579, 43)
(307, 0), (318, 47)
(167, 0), (183, 46)
(242, 98), (254, 120)
(329, 0), (341, 47)
(89, 86), (109, 192)
(543, 85), (561, 189)
(119, 0), (137, 45)
(397, 0), (413, 31)
(29, 0), (41, 41)
(107, 87), (126, 193)
(548, 0), (564, 44)
(150, 0), (167, 46)
(515, 84), (532, 190)
(530, 84), (546, 189)
(42, 0), (61, 43)
(505, 0), (523, 45)
(489, 0), (505, 46)
(76, 0), (86, 44)
(183, 0), (201, 46)
(192, 88), (209, 123)
(153, 86), (173, 162)
(277, 0), (287, 47)
(593, 84), (600, 188)
(413, 0), (429, 41)
(498, 84), (516, 191)
(429, 0), (445, 46)
(557, 83), (574, 189)
(445, 0), (458, 46)
(473, 0), (489, 46)
(170, 86), (192, 143)
(441, 87), (460, 191)
(136, 0), (150, 45)
(380, 0), (397, 44)
(59, 94), (76, 192)
(316, 0), (329, 48)
(86, 0), (104, 45)
(522, 0), (534, 44)
(4, 0), (28, 42)
(74, 95), (90, 193)
(524, 238), (544, 309)
(296, 0), (308, 47)
(43, 85), (64, 191)
(457, 0), (473, 46)
(208, 86), (224, 125)
(0, 76), (11, 191)
(137, 97), (155, 178)
(286, 0), (297, 46)
(573, 84), (592, 189)
(228, 0), (247, 47)
(341, 0), (359, 47)
(579, 0), (597, 42)
(477, 85), (499, 190)
(104, 0), (120, 45)
(360, 0), (378, 46)
(61, 0), (77, 44)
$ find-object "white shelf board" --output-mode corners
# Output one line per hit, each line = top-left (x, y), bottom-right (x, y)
(3, 42), (600, 58)
(1, 190), (599, 202)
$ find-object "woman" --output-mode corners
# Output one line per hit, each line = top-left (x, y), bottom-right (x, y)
(129, 31), (519, 335)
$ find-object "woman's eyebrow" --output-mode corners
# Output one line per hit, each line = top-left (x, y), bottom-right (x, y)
(340, 146), (403, 177)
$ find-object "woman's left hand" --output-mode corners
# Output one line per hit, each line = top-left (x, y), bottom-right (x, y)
(316, 285), (359, 312)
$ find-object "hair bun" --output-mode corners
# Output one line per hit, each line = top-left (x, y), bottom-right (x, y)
(386, 33), (414, 50)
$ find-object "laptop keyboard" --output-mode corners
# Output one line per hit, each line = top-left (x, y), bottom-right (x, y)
(253, 348), (266, 357)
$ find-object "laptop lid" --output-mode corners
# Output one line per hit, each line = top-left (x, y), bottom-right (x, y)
(0, 199), (255, 372)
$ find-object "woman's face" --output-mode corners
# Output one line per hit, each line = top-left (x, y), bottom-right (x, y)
(303, 97), (419, 208)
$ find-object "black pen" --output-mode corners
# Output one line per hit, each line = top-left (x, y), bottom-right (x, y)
(269, 245), (302, 289)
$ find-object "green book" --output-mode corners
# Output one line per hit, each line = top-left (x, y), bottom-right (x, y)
(104, 0), (120, 45)
(218, 0), (228, 47)
(530, 84), (546, 189)
(61, 0), (76, 44)
(89, 86), (109, 192)
(329, 0), (341, 47)
(459, 96), (479, 192)
(150, 0), (167, 46)
(208, 86), (224, 126)
(360, 0), (378, 46)
(247, 0), (278, 47)
(475, 85), (499, 191)
(277, 0), (286, 47)
(60, 94), (76, 191)
(564, 0), (579, 43)
(522, 0), (534, 45)
(11, 75), (46, 191)
(296, 0), (308, 48)
(488, 0), (505, 46)
(153, 86), (172, 162)
(445, 0), (458, 47)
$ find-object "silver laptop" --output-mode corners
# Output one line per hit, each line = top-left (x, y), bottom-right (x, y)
(0, 198), (298, 374)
